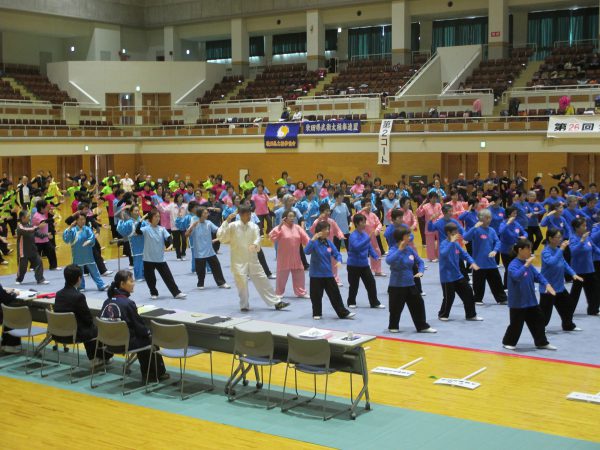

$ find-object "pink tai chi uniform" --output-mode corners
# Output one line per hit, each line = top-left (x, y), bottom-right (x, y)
(269, 223), (310, 297)
(310, 217), (345, 283)
(416, 201), (442, 260)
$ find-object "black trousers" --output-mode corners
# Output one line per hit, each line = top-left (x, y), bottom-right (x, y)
(563, 246), (573, 282)
(501, 252), (514, 289)
(347, 265), (380, 307)
(122, 241), (134, 265)
(36, 241), (58, 269)
(257, 249), (272, 277)
(108, 215), (118, 239)
(16, 254), (44, 283)
(527, 226), (543, 252)
(473, 268), (507, 303)
(540, 291), (576, 331)
(8, 213), (17, 236)
(388, 286), (430, 331)
(54, 327), (108, 360)
(376, 234), (385, 254)
(172, 230), (187, 259)
(418, 216), (426, 245)
(143, 261), (181, 297)
(93, 241), (108, 274)
(502, 306), (549, 347)
(257, 214), (273, 236)
(310, 277), (350, 318)
(299, 244), (309, 269)
(107, 336), (166, 380)
(195, 255), (226, 287)
(570, 272), (600, 315)
(439, 278), (477, 319)
(333, 234), (350, 252)
(1, 326), (21, 346)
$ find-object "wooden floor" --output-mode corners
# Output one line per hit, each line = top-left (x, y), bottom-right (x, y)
(2, 203), (600, 446)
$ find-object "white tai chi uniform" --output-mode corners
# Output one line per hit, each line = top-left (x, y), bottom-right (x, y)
(217, 220), (280, 309)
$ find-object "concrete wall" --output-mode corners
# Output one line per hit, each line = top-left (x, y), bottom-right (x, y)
(438, 45), (481, 88)
(1, 30), (65, 66)
(46, 61), (226, 106)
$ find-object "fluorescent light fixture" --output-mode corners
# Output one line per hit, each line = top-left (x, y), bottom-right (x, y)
(186, 49), (190, 55)
(480, 141), (486, 149)
(84, 145), (89, 152)
(121, 48), (127, 54)
(135, 86), (141, 92)
(337, 27), (342, 33)
(70, 46), (75, 52)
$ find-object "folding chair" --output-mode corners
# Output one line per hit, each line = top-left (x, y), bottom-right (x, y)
(41, 311), (83, 383)
(0, 305), (46, 374)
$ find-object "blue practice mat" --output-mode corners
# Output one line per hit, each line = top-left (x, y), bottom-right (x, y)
(3, 244), (599, 366)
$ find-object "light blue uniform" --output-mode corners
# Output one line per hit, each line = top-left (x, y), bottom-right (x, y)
(63, 225), (105, 291)
(117, 216), (146, 280)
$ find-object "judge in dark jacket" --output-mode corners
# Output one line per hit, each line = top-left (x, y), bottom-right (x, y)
(99, 270), (168, 381)
(0, 283), (21, 352)
(54, 265), (109, 363)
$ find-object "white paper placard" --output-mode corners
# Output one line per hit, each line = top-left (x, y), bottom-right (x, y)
(547, 115), (600, 138)
(378, 119), (393, 165)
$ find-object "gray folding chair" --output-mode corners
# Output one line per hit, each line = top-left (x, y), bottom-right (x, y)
(281, 333), (353, 421)
(225, 327), (280, 409)
(146, 321), (213, 400)
(90, 317), (151, 395)
(0, 304), (46, 374)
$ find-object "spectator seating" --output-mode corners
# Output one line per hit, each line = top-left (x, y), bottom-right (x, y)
(232, 64), (323, 101)
(0, 80), (27, 100)
(197, 75), (244, 104)
(463, 57), (528, 99)
(0, 118), (67, 127)
(323, 59), (421, 96)
(529, 46), (600, 87)
(2, 64), (77, 104)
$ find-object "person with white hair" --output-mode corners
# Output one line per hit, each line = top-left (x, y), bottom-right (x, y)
(217, 205), (290, 312)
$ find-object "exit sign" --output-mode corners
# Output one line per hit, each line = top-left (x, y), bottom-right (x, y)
(491, 31), (501, 37)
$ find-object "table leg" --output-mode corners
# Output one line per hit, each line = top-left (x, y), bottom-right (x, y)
(349, 346), (371, 419)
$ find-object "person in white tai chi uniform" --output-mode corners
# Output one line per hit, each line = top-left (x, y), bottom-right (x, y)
(217, 205), (290, 312)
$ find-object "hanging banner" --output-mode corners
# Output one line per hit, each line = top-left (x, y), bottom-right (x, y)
(264, 123), (300, 149)
(303, 120), (361, 134)
(378, 119), (393, 165)
(547, 115), (600, 138)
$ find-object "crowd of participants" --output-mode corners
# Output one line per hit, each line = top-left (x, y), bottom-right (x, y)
(1, 165), (599, 362)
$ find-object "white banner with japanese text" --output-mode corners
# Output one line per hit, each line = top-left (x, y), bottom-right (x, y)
(547, 115), (600, 138)
(378, 119), (393, 165)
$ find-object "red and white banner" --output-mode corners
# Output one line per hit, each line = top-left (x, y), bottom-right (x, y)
(547, 115), (600, 138)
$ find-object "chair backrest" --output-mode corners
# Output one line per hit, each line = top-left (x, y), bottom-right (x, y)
(287, 333), (330, 368)
(150, 321), (188, 350)
(233, 328), (274, 360)
(94, 317), (129, 347)
(46, 311), (77, 338)
(1, 304), (32, 330)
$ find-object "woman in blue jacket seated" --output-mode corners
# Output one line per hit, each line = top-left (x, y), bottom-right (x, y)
(385, 228), (436, 334)
(568, 217), (600, 316)
(540, 228), (582, 331)
(99, 270), (168, 381)
(502, 240), (556, 351)
(304, 221), (354, 320)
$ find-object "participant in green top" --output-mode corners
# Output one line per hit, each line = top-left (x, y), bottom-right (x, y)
(168, 175), (180, 192)
(275, 171), (288, 187)
(202, 175), (215, 190)
(240, 174), (255, 194)
(66, 182), (80, 199)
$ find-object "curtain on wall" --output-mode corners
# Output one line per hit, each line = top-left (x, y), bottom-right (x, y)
(348, 25), (391, 59)
(411, 22), (420, 53)
(272, 32), (307, 55)
(206, 39), (231, 60)
(432, 17), (488, 53)
(528, 7), (599, 59)
(249, 36), (264, 57)
(325, 29), (338, 51)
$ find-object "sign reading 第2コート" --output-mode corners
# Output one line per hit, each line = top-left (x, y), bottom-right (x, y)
(547, 116), (600, 138)
(264, 123), (300, 149)
(378, 119), (393, 165)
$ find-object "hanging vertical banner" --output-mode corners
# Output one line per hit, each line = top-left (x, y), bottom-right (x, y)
(378, 119), (393, 165)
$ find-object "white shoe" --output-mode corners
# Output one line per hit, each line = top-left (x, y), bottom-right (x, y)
(373, 304), (386, 309)
(388, 328), (399, 333)
(1, 345), (21, 354)
(175, 293), (187, 299)
(537, 344), (557, 350)
(420, 292), (426, 297)
(128, 265), (134, 269)
(50, 267), (63, 271)
(38, 280), (50, 285)
(313, 316), (321, 320)
(0, 261), (8, 265)
(374, 272), (387, 277)
(503, 344), (516, 350)
(345, 312), (356, 319)
(197, 286), (205, 290)
(431, 259), (438, 263)
(419, 327), (437, 333)
(267, 274), (276, 279)
(219, 283), (231, 289)
(101, 270), (114, 277)
(15, 281), (21, 285)
(348, 304), (357, 309)
(337, 282), (344, 287)
(570, 327), (583, 331)
(438, 317), (449, 322)
(475, 301), (484, 306)
(176, 258), (182, 261)
(150, 295), (158, 300)
(181, 257), (187, 261)
(299, 294), (310, 299)
(467, 316), (484, 321)
(80, 289), (86, 293)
